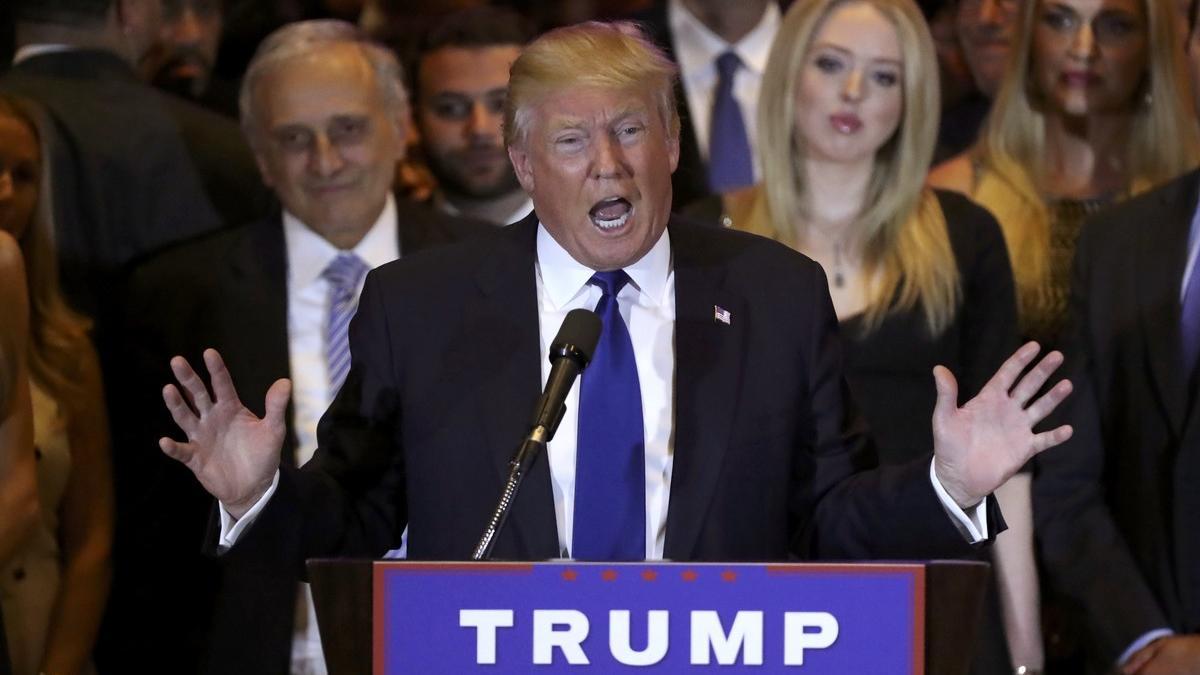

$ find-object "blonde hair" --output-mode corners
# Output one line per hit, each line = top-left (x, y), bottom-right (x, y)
(503, 21), (680, 149)
(973, 0), (1199, 319)
(755, 0), (959, 335)
(0, 96), (93, 413)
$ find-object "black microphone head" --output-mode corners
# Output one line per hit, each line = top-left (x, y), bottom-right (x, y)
(550, 308), (601, 367)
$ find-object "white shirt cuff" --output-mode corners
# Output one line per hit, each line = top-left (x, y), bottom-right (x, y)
(217, 470), (281, 551)
(1117, 628), (1175, 667)
(929, 460), (989, 544)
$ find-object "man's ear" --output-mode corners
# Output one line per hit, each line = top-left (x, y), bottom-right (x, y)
(508, 143), (536, 194)
(667, 130), (681, 175)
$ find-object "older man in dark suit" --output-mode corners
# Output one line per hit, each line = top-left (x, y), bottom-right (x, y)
(160, 21), (1073, 672)
(110, 20), (489, 675)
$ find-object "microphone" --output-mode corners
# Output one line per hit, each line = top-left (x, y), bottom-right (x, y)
(472, 309), (601, 560)
(528, 308), (602, 443)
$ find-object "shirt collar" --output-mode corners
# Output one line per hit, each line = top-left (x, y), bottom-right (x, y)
(536, 222), (673, 310)
(438, 192), (535, 225)
(667, 0), (780, 79)
(283, 193), (399, 288)
(12, 44), (76, 65)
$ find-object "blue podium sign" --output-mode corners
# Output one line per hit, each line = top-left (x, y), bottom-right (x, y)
(373, 562), (925, 673)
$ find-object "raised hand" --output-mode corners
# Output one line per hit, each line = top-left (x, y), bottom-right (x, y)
(160, 349), (291, 519)
(932, 342), (1073, 508)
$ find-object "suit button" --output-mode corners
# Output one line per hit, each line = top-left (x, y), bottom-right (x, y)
(13, 568), (25, 582)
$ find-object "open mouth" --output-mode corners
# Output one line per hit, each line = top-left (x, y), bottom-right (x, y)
(588, 197), (632, 231)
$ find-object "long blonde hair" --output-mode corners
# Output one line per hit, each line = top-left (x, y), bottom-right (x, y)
(973, 0), (1199, 317)
(0, 95), (93, 413)
(756, 0), (959, 334)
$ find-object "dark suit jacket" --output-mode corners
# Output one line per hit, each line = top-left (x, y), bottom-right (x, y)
(105, 200), (491, 675)
(209, 214), (996, 673)
(0, 49), (231, 319)
(634, 3), (713, 211)
(1034, 169), (1200, 667)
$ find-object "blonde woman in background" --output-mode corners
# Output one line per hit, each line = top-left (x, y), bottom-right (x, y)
(727, 0), (1037, 672)
(0, 231), (39, 667)
(0, 95), (113, 675)
(931, 0), (1199, 345)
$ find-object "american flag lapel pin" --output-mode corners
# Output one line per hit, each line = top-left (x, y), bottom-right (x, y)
(714, 305), (731, 325)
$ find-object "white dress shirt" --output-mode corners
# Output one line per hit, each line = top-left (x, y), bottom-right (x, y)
(535, 224), (676, 558)
(667, 0), (780, 176)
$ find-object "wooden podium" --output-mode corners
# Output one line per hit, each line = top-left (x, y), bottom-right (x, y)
(309, 559), (988, 674)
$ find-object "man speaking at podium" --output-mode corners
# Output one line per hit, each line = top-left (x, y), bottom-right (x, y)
(158, 18), (1072, 644)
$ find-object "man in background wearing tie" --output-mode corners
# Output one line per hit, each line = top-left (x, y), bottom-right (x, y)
(634, 0), (779, 210)
(110, 20), (487, 675)
(157, 21), (1073, 669)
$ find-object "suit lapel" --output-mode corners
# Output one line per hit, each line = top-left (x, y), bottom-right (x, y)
(1137, 172), (1198, 436)
(664, 222), (746, 559)
(470, 215), (560, 557)
(227, 217), (298, 462)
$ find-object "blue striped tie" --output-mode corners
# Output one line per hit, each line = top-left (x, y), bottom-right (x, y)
(322, 253), (369, 394)
(573, 270), (646, 560)
(708, 51), (754, 193)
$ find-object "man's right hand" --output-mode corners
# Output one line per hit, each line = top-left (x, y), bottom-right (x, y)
(159, 348), (290, 520)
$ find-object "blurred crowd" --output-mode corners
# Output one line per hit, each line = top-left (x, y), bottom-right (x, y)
(1, 1), (1199, 674)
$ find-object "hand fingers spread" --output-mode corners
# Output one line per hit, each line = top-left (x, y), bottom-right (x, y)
(204, 348), (240, 404)
(1032, 424), (1073, 454)
(984, 341), (1041, 395)
(170, 356), (213, 414)
(1025, 379), (1073, 425)
(163, 383), (199, 436)
(1011, 350), (1065, 408)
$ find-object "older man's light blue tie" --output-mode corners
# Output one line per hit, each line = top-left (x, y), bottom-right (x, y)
(708, 51), (754, 193)
(322, 253), (369, 395)
(573, 270), (646, 560)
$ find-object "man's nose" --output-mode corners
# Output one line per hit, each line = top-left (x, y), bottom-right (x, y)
(167, 7), (204, 46)
(465, 101), (499, 139)
(591, 133), (626, 179)
(309, 135), (345, 177)
(0, 171), (13, 203)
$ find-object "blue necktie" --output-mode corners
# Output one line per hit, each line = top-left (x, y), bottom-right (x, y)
(322, 253), (369, 395)
(1182, 262), (1200, 380)
(708, 51), (754, 193)
(573, 270), (646, 560)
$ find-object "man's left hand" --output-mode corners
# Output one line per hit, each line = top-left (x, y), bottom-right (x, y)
(931, 342), (1073, 509)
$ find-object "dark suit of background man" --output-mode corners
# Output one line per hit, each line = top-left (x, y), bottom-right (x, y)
(1034, 167), (1200, 674)
(634, 0), (781, 211)
(158, 21), (1073, 672)
(1, 0), (268, 396)
(107, 20), (489, 675)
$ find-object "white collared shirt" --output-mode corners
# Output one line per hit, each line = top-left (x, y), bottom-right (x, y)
(439, 193), (535, 226)
(667, 0), (780, 174)
(281, 194), (400, 675)
(535, 224), (676, 559)
(12, 44), (76, 65)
